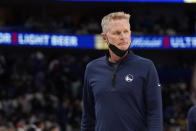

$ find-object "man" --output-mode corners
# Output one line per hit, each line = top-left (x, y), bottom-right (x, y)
(187, 105), (196, 131)
(81, 12), (163, 131)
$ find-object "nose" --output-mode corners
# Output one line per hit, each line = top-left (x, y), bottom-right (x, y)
(119, 32), (126, 40)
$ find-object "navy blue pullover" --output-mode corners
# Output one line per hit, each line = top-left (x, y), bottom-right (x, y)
(81, 51), (163, 131)
(187, 105), (196, 131)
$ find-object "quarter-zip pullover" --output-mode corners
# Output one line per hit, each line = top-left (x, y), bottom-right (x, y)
(81, 51), (163, 131)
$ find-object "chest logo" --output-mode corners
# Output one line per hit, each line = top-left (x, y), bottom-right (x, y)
(125, 74), (134, 82)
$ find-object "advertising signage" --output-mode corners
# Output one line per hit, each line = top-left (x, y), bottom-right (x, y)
(0, 32), (196, 49)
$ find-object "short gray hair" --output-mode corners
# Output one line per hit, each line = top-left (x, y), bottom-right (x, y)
(101, 12), (130, 33)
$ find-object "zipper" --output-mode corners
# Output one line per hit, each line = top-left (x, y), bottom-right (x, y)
(111, 62), (121, 91)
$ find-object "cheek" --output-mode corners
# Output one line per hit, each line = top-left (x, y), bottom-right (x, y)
(127, 34), (131, 40)
(125, 36), (131, 43)
(109, 36), (118, 43)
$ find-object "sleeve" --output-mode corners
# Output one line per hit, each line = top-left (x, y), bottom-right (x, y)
(81, 66), (95, 131)
(145, 62), (163, 131)
(187, 106), (196, 131)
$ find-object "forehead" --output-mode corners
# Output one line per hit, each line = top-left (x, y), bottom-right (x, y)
(108, 19), (130, 32)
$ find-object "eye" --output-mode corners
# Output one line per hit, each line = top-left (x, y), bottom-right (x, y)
(124, 30), (129, 34)
(113, 31), (121, 35)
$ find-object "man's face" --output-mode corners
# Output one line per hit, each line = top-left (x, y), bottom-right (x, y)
(105, 19), (131, 50)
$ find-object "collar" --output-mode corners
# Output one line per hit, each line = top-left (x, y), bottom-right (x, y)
(105, 50), (135, 65)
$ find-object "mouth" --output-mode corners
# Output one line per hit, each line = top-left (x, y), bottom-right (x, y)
(118, 42), (128, 46)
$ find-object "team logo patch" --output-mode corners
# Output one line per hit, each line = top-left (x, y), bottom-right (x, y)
(157, 83), (161, 87)
(125, 74), (134, 82)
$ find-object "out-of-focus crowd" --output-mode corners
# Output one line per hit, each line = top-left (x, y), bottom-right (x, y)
(0, 5), (195, 35)
(0, 51), (90, 131)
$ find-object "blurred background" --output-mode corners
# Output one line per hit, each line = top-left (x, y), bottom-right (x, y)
(0, 0), (196, 131)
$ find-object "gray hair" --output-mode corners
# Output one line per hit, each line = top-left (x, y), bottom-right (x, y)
(101, 12), (130, 33)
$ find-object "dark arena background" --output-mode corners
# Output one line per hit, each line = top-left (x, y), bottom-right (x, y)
(0, 0), (196, 131)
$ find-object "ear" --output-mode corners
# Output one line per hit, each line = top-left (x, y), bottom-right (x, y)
(101, 33), (108, 43)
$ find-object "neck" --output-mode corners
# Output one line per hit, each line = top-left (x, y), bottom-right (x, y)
(108, 49), (128, 63)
